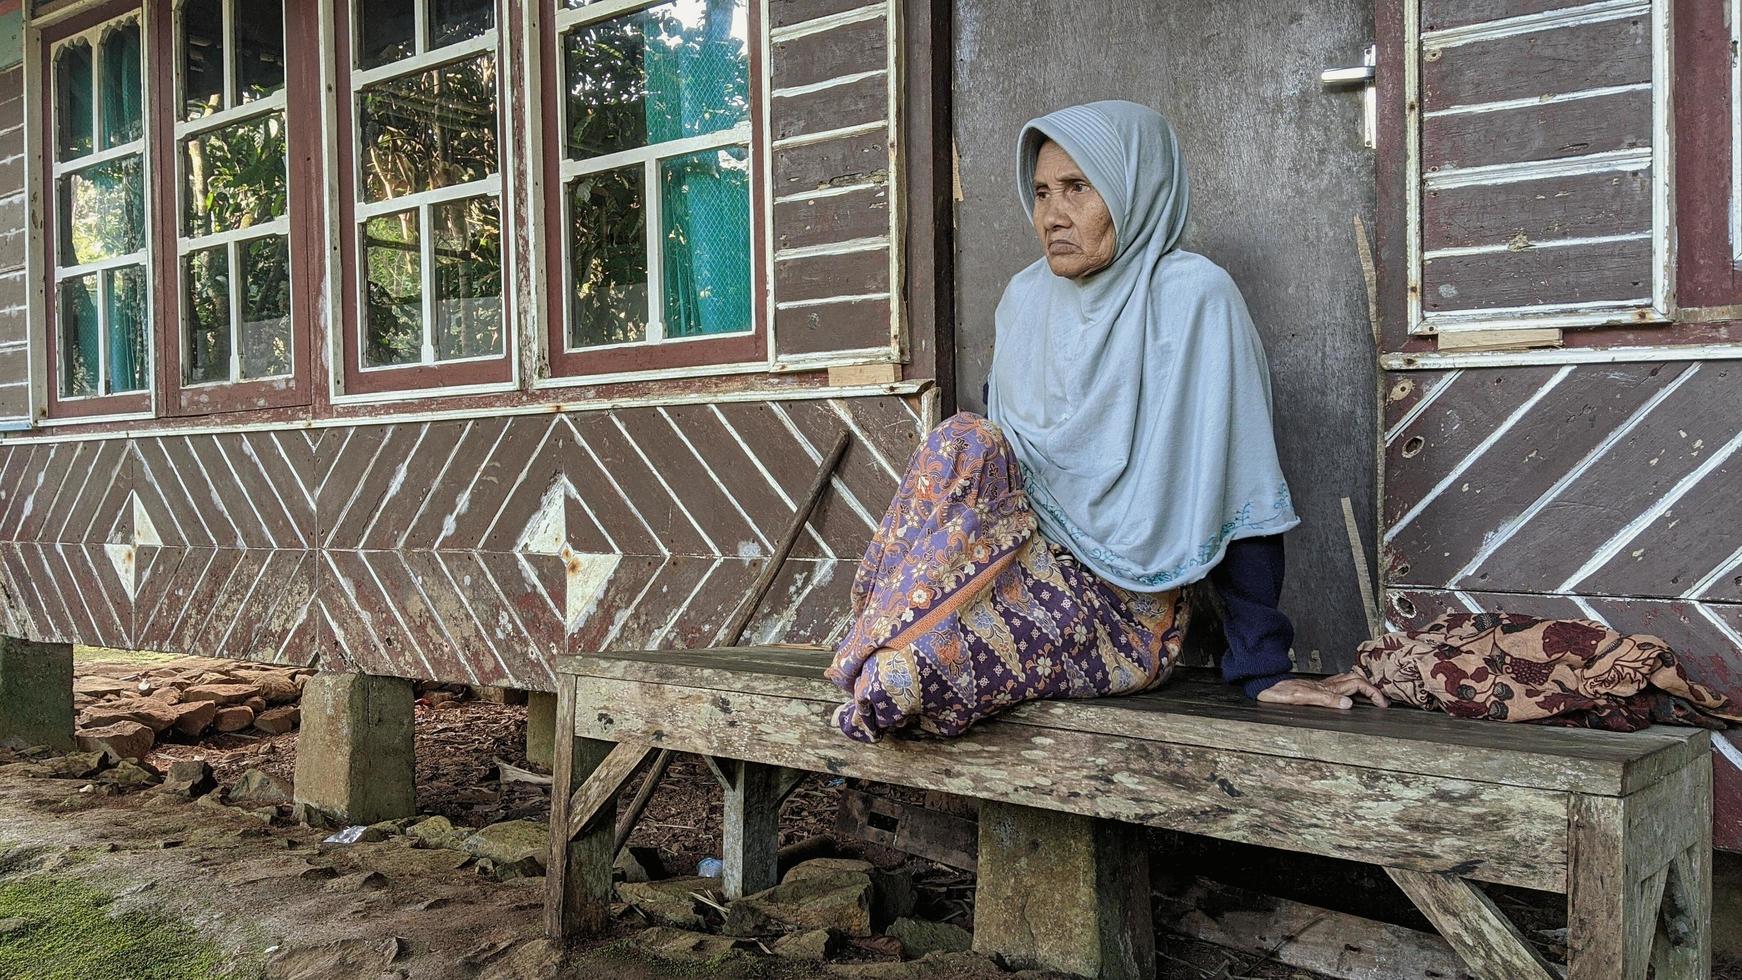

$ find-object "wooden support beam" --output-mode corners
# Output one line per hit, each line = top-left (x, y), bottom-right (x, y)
(773, 766), (808, 806)
(1385, 868), (1557, 980)
(716, 758), (783, 899)
(545, 682), (624, 940)
(565, 740), (658, 841)
(1652, 842), (1713, 979)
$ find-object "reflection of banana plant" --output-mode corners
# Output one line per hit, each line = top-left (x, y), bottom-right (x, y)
(184, 115), (287, 236)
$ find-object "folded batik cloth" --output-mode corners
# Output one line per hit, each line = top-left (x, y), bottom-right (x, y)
(1355, 612), (1742, 732)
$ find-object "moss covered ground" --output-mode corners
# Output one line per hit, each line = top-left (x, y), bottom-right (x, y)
(0, 874), (260, 980)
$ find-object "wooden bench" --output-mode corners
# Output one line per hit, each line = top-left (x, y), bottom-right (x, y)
(544, 647), (1715, 980)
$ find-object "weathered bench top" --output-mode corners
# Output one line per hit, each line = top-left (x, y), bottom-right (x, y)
(557, 646), (1706, 799)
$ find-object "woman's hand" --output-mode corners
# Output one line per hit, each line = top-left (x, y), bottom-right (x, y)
(1257, 672), (1390, 710)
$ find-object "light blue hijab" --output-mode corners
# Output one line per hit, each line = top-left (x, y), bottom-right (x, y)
(986, 101), (1298, 591)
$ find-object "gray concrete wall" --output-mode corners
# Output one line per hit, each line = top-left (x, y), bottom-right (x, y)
(952, 0), (1379, 670)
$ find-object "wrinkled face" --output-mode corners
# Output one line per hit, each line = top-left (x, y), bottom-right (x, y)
(1031, 140), (1117, 279)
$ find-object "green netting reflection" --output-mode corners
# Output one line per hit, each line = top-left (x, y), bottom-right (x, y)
(660, 146), (748, 338)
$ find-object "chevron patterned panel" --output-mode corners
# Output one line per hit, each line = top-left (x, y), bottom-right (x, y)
(1381, 360), (1742, 848)
(0, 394), (923, 693)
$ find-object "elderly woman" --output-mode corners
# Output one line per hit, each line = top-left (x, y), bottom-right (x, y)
(826, 101), (1387, 742)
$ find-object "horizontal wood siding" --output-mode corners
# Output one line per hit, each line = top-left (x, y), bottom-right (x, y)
(0, 65), (26, 427)
(1410, 1), (1663, 334)
(1381, 361), (1742, 848)
(0, 394), (923, 689)
(767, 1), (897, 361)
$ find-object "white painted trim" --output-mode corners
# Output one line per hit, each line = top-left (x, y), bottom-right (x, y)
(1382, 343), (1742, 369)
(1556, 428), (1742, 591)
(54, 251), (147, 281)
(1649, 0), (1675, 315)
(558, 126), (749, 181)
(329, 377), (519, 405)
(768, 3), (885, 42)
(1423, 82), (1650, 118)
(772, 180), (886, 205)
(771, 120), (886, 150)
(50, 137), (145, 178)
(534, 357), (767, 390)
(769, 346), (900, 373)
(172, 91), (288, 141)
(1422, 146), (1650, 189)
(884, 0), (904, 361)
(348, 30), (497, 90)
(1382, 369), (1462, 445)
(1426, 299), (1658, 332)
(774, 235), (888, 261)
(771, 68), (886, 100)
(1713, 730), (1742, 772)
(1383, 365), (1574, 543)
(553, 0), (663, 33)
(774, 292), (891, 310)
(355, 177), (502, 220)
(1683, 539), (1742, 600)
(759, 0), (778, 370)
(1420, 0), (1648, 50)
(1404, 0), (1424, 334)
(1422, 231), (1650, 260)
(177, 219), (291, 256)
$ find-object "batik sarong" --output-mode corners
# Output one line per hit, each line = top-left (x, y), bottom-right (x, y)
(1356, 612), (1742, 732)
(826, 413), (1188, 742)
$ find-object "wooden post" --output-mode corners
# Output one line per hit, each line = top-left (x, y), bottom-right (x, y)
(708, 757), (783, 899)
(544, 678), (616, 940)
(972, 801), (1152, 980)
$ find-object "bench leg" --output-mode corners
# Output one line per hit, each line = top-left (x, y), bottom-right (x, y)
(1568, 758), (1712, 980)
(712, 758), (782, 899)
(545, 680), (645, 941)
(972, 801), (1152, 980)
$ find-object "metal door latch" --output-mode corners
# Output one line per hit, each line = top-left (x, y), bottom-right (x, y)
(1322, 45), (1377, 148)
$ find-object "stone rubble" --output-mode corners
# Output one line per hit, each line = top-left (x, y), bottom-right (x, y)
(72, 658), (315, 759)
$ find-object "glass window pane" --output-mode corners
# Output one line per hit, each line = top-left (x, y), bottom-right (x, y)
(99, 21), (144, 149)
(660, 145), (750, 338)
(184, 246), (231, 385)
(105, 266), (148, 394)
(432, 196), (501, 361)
(358, 0), (415, 70)
(563, 0), (748, 160)
(55, 40), (94, 160)
(59, 274), (100, 397)
(59, 157), (144, 266)
(240, 236), (292, 379)
(234, 0), (286, 102)
(363, 210), (422, 366)
(359, 53), (498, 203)
(430, 0), (493, 50)
(182, 113), (288, 238)
(568, 166), (647, 348)
(181, 0), (224, 120)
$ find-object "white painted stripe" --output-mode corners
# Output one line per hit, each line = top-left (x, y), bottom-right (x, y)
(774, 292), (892, 310)
(775, 236), (889, 262)
(434, 418), (512, 550)
(322, 428), (388, 549)
(73, 444), (123, 544)
(477, 417), (559, 550)
(1694, 603), (1742, 664)
(396, 420), (471, 549)
(37, 443), (87, 543)
(320, 552), (394, 668)
(827, 398), (903, 482)
(239, 433), (310, 547)
(657, 406), (772, 554)
(1557, 428), (1742, 591)
(313, 428), (355, 501)
(1713, 728), (1742, 772)
(395, 550), (481, 686)
(1449, 363), (1699, 586)
(770, 402), (881, 534)
(774, 181), (886, 205)
(708, 404), (835, 559)
(1451, 590), (1485, 613)
(772, 69), (886, 100)
(611, 412), (719, 554)
(570, 416), (670, 557)
(212, 553), (277, 657)
(1683, 540), (1742, 600)
(599, 557), (671, 650)
(650, 557), (721, 647)
(1384, 369), (1464, 445)
(214, 433), (290, 550)
(1385, 365), (1575, 543)
(772, 120), (887, 150)
(1423, 231), (1650, 260)
(358, 551), (443, 682)
(1568, 595), (1612, 627)
(357, 423), (430, 548)
(1424, 147), (1651, 189)
(128, 445), (194, 554)
(1424, 82), (1651, 118)
(1422, 0), (1648, 49)
(769, 3), (886, 41)
(267, 431), (317, 516)
(461, 550), (540, 659)
(1424, 299), (1656, 330)
(431, 551), (517, 681)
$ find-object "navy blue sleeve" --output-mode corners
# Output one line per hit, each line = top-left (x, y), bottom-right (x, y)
(1208, 534), (1295, 698)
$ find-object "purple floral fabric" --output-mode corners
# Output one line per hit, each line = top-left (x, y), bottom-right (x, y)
(826, 413), (1189, 742)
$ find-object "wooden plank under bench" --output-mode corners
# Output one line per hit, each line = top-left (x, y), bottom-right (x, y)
(546, 646), (1714, 980)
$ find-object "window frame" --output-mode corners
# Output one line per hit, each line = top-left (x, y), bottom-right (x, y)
(330, 0), (518, 400)
(537, 0), (769, 383)
(152, 0), (317, 417)
(38, 2), (154, 421)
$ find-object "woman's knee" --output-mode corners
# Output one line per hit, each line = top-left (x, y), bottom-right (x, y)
(929, 411), (996, 443)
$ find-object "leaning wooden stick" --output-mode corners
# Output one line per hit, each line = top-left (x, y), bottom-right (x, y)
(610, 427), (854, 857)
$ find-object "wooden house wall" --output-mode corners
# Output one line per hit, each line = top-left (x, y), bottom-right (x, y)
(1377, 0), (1742, 850)
(0, 394), (922, 690)
(0, 63), (22, 426)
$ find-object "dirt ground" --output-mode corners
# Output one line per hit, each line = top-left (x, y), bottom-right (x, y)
(0, 650), (1635, 980)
